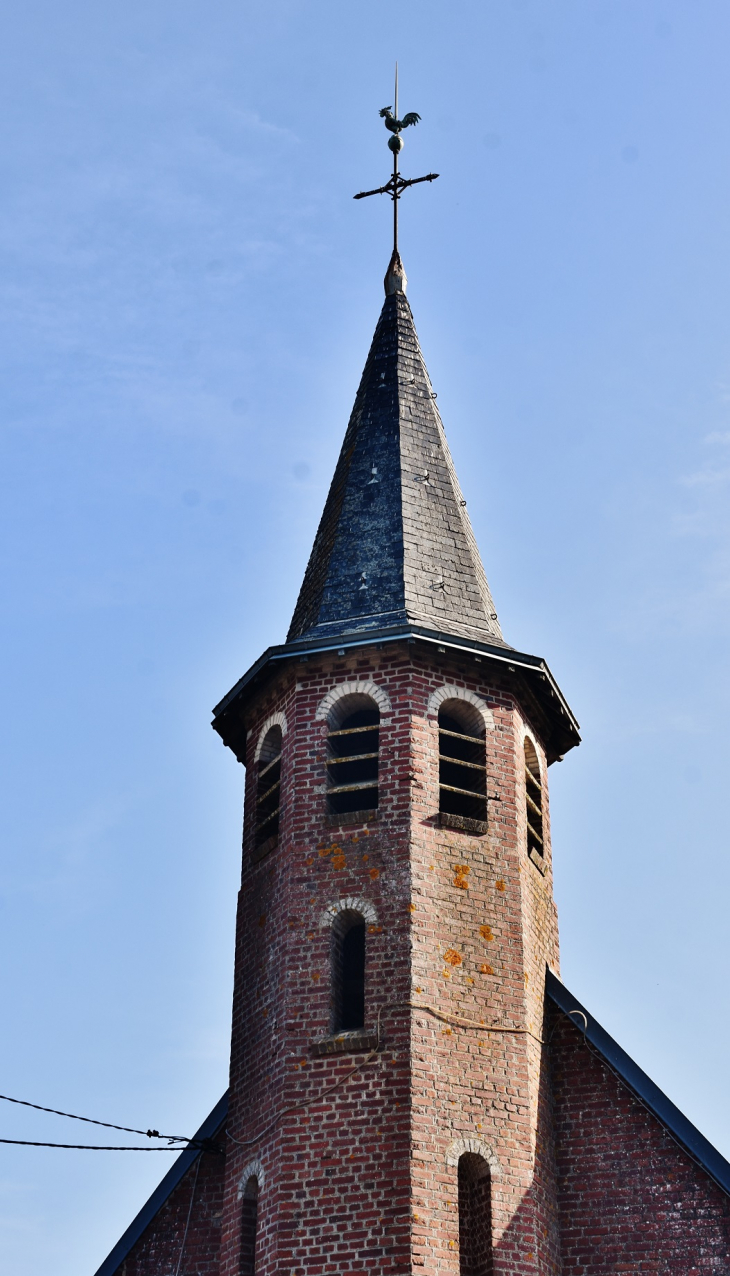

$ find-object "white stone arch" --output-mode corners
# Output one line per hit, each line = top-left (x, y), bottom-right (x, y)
(521, 722), (544, 782)
(236, 1157), (265, 1198)
(427, 685), (495, 731)
(446, 1136), (500, 1177)
(254, 712), (288, 763)
(319, 896), (379, 928)
(315, 680), (392, 722)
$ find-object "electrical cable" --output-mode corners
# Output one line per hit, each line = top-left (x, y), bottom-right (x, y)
(406, 999), (544, 1044)
(0, 1005), (538, 1153)
(0, 1091), (190, 1144)
(227, 1000), (543, 1149)
(0, 1138), (182, 1150)
(174, 1153), (202, 1276)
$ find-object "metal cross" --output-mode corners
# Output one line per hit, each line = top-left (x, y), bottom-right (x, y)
(353, 65), (439, 255)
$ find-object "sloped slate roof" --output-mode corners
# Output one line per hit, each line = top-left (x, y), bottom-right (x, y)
(546, 971), (730, 1197)
(288, 290), (507, 648)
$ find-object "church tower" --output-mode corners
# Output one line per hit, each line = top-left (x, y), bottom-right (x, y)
(212, 247), (580, 1273)
(96, 100), (730, 1276)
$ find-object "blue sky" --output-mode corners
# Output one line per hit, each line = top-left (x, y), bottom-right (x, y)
(1, 2), (730, 1271)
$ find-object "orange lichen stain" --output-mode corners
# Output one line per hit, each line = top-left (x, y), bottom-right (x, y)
(369, 868), (380, 880)
(444, 948), (462, 967)
(258, 915), (266, 927)
(454, 865), (470, 889)
(367, 924), (382, 935)
(495, 879), (506, 892)
(332, 853), (346, 870)
(466, 977), (474, 985)
(408, 902), (416, 912)
(442, 1028), (453, 1036)
(307, 932), (315, 940)
(306, 857), (314, 866)
(480, 964), (494, 975)
(443, 970), (451, 979)
(312, 972), (321, 981)
(362, 853), (369, 862)
(318, 846), (332, 858)
(415, 986), (422, 994)
(479, 925), (494, 942)
(524, 972), (529, 986)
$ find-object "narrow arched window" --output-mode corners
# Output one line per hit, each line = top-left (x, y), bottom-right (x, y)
(255, 726), (282, 850)
(438, 701), (487, 830)
(524, 738), (543, 860)
(458, 1153), (492, 1276)
(332, 910), (366, 1032)
(239, 1175), (259, 1275)
(326, 695), (379, 817)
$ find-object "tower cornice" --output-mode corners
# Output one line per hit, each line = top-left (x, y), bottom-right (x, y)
(212, 624), (580, 766)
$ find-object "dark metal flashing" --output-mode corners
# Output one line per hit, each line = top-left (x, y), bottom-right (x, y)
(93, 1092), (228, 1276)
(546, 970), (730, 1198)
(212, 625), (580, 765)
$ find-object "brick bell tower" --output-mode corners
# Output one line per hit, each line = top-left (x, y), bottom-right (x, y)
(212, 235), (581, 1275)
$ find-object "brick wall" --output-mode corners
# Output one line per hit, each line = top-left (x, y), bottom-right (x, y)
(218, 638), (561, 1275)
(118, 1144), (225, 1275)
(111, 632), (730, 1276)
(550, 1011), (730, 1274)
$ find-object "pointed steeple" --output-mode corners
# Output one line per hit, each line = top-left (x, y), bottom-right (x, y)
(288, 280), (507, 649)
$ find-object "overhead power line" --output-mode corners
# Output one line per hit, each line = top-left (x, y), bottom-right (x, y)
(0, 1138), (182, 1151)
(0, 1090), (211, 1151)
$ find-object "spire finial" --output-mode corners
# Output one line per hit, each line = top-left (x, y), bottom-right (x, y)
(353, 67), (439, 293)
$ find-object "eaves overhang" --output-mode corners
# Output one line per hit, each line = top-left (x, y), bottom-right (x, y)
(212, 624), (580, 765)
(546, 971), (730, 1199)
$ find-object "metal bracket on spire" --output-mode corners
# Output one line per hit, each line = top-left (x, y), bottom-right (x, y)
(353, 64), (439, 295)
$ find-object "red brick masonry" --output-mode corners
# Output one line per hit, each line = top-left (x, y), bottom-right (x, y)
(98, 641), (730, 1276)
(550, 1011), (730, 1274)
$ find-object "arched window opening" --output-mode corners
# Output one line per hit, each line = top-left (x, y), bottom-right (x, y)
(458, 1153), (493, 1276)
(239, 1175), (259, 1276)
(255, 726), (282, 850)
(332, 910), (366, 1032)
(524, 739), (543, 860)
(326, 695), (380, 816)
(438, 701), (487, 829)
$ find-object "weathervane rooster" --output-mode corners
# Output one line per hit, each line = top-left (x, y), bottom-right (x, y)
(379, 106), (421, 135)
(353, 69), (438, 284)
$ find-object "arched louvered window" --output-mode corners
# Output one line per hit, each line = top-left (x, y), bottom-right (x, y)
(524, 738), (543, 860)
(458, 1153), (493, 1276)
(255, 726), (282, 850)
(331, 910), (366, 1033)
(438, 701), (487, 831)
(326, 695), (379, 816)
(239, 1175), (259, 1275)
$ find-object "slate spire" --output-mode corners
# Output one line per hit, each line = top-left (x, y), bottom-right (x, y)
(287, 277), (507, 649)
